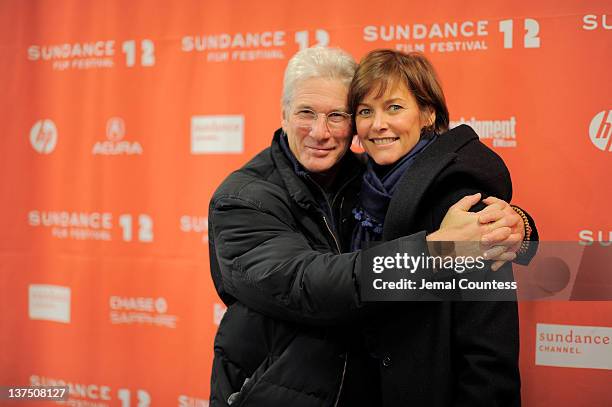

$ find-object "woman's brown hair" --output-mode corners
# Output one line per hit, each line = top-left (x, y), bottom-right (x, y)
(348, 49), (449, 134)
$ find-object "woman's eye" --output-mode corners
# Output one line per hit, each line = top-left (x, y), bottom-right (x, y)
(389, 104), (403, 112)
(357, 108), (371, 117)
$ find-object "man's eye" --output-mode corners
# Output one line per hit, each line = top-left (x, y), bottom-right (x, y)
(327, 112), (347, 122)
(296, 110), (316, 118)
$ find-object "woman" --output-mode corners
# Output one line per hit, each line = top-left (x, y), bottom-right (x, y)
(342, 49), (535, 406)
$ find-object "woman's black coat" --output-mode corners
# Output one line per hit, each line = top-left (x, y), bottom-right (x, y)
(344, 125), (526, 407)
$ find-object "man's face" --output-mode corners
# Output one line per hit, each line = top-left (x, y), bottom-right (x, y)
(282, 77), (352, 174)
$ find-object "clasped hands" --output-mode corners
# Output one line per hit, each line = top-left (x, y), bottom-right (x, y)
(427, 193), (525, 271)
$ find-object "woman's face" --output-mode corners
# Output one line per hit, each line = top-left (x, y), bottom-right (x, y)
(356, 81), (433, 166)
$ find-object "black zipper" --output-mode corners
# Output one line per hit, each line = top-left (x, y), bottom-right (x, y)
(322, 215), (341, 254)
(305, 171), (361, 253)
(303, 171), (361, 404)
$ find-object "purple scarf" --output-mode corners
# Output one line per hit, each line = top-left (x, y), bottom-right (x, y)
(352, 134), (436, 250)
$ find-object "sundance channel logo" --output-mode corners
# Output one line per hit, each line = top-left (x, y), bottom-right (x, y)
(30, 119), (58, 154)
(536, 323), (612, 370)
(109, 296), (177, 329)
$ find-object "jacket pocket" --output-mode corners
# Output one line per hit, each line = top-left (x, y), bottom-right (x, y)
(237, 333), (346, 407)
(228, 353), (279, 406)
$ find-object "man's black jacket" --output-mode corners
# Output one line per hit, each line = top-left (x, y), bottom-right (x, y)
(208, 129), (432, 406)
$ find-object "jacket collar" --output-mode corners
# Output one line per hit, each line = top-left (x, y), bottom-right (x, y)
(383, 125), (478, 239)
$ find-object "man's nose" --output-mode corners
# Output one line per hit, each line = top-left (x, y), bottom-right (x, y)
(310, 114), (330, 139)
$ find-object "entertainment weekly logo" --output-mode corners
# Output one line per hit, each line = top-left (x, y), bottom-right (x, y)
(109, 295), (178, 329)
(30, 374), (151, 407)
(30, 119), (58, 154)
(589, 110), (612, 152)
(361, 17), (541, 53)
(191, 116), (244, 154)
(450, 117), (517, 148)
(181, 28), (329, 62)
(180, 215), (208, 243)
(29, 284), (71, 323)
(536, 324), (612, 370)
(27, 39), (155, 71)
(92, 117), (143, 155)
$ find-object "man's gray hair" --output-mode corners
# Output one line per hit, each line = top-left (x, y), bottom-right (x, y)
(282, 46), (357, 113)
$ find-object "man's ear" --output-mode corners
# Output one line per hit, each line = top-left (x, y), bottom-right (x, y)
(281, 108), (288, 133)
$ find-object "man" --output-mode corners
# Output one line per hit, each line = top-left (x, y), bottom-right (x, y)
(208, 47), (534, 406)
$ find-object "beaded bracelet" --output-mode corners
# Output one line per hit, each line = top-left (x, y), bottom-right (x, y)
(511, 205), (532, 255)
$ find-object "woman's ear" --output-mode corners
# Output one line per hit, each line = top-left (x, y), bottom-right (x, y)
(422, 107), (436, 131)
(429, 111), (436, 128)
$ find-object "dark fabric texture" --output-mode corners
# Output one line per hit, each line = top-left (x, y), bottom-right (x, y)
(344, 124), (525, 407)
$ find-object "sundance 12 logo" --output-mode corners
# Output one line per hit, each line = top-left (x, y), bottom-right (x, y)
(30, 119), (58, 154)
(589, 110), (612, 152)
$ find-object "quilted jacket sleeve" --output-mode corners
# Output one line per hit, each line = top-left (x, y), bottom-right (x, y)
(209, 189), (432, 327)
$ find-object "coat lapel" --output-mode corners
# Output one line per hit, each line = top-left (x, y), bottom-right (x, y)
(382, 125), (478, 240)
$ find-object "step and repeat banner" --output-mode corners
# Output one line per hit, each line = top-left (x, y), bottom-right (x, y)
(1, 0), (610, 405)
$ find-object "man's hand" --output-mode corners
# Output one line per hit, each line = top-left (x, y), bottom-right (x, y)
(427, 194), (506, 258)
